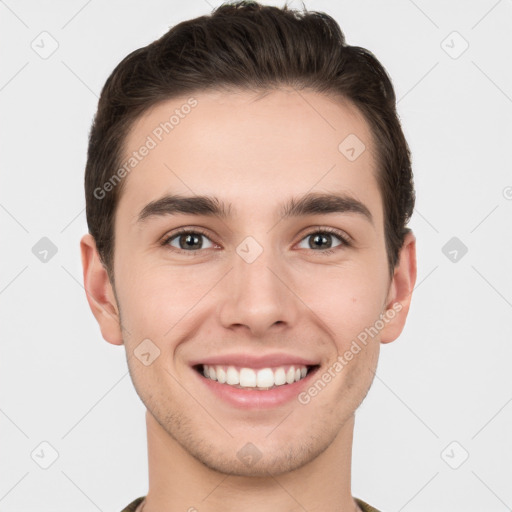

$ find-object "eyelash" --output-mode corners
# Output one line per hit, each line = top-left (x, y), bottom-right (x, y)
(160, 227), (351, 257)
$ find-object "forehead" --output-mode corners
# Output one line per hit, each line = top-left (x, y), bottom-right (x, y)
(117, 88), (382, 226)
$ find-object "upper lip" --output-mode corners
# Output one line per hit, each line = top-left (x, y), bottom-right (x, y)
(190, 353), (320, 369)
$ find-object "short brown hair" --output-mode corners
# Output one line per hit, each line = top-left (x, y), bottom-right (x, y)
(85, 0), (414, 278)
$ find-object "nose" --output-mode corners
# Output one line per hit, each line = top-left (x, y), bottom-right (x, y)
(218, 241), (301, 337)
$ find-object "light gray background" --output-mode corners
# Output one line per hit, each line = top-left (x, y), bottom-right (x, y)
(1, 0), (511, 511)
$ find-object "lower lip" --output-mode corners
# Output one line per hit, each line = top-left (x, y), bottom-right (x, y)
(193, 366), (320, 409)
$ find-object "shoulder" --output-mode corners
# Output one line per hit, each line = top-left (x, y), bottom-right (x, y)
(355, 497), (382, 512)
(120, 496), (379, 512)
(120, 496), (145, 512)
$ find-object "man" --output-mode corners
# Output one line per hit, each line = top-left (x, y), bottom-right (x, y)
(80, 2), (416, 511)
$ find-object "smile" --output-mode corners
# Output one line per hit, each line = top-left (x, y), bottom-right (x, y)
(196, 364), (316, 390)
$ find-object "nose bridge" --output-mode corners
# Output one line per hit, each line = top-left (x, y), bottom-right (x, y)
(218, 235), (298, 334)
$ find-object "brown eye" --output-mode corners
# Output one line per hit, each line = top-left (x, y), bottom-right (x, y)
(163, 230), (215, 252)
(297, 228), (350, 252)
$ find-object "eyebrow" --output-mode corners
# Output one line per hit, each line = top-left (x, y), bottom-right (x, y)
(137, 192), (373, 224)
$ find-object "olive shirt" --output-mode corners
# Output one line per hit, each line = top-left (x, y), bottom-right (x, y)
(121, 496), (381, 511)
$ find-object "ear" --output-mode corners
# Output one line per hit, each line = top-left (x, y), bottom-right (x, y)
(80, 233), (123, 345)
(380, 231), (417, 344)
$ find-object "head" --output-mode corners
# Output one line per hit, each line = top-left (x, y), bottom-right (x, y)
(81, 1), (416, 477)
(85, 1), (414, 281)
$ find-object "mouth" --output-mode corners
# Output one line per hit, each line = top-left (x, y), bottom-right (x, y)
(192, 363), (320, 391)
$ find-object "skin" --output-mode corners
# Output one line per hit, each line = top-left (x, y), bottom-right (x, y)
(81, 88), (416, 512)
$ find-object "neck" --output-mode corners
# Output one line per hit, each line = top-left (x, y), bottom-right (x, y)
(142, 411), (360, 512)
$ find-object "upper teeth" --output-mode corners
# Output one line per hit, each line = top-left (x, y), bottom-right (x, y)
(202, 364), (308, 389)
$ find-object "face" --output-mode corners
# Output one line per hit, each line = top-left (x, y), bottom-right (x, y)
(83, 88), (415, 477)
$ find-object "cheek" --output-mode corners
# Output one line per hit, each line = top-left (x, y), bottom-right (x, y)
(115, 260), (218, 338)
(296, 263), (388, 344)
(115, 241), (389, 347)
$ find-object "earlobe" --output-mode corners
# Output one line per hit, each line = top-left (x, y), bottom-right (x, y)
(80, 233), (124, 346)
(380, 231), (417, 344)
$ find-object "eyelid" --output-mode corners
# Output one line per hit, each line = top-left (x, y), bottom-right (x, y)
(160, 226), (218, 251)
(160, 225), (352, 254)
(296, 226), (352, 246)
